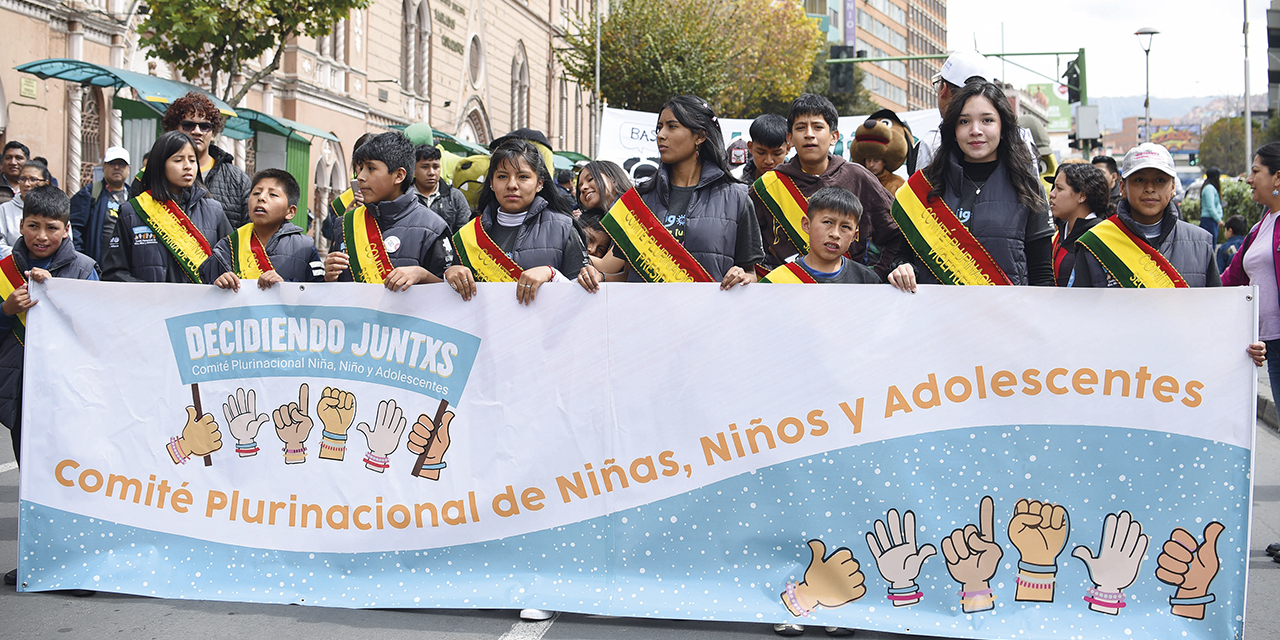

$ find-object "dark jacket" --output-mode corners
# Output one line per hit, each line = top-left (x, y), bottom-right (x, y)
(635, 163), (764, 282)
(102, 186), (233, 283)
(0, 237), (99, 440)
(1054, 214), (1102, 287)
(420, 182), (474, 235)
(70, 179), (130, 264)
(202, 222), (323, 283)
(1220, 211), (1277, 290)
(477, 196), (589, 278)
(796, 256), (881, 283)
(768, 155), (902, 279)
(204, 145), (252, 229)
(907, 156), (1055, 286)
(333, 190), (453, 280)
(1072, 201), (1220, 288)
(0, 178), (16, 205)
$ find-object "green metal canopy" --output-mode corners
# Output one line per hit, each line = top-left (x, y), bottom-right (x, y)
(16, 58), (239, 116)
(16, 59), (338, 143)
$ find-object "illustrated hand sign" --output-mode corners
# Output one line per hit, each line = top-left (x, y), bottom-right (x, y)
(316, 386), (357, 461)
(865, 509), (935, 606)
(357, 398), (408, 473)
(1072, 510), (1149, 615)
(222, 388), (269, 457)
(1156, 521), (1225, 620)
(779, 539), (867, 617)
(407, 410), (454, 480)
(167, 405), (222, 464)
(274, 383), (313, 464)
(1009, 499), (1070, 565)
(941, 495), (1002, 612)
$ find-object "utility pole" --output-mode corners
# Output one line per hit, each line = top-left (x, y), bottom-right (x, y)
(1245, 0), (1253, 173)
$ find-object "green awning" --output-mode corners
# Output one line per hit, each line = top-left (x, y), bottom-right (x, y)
(19, 60), (341, 144)
(236, 109), (339, 142)
(17, 58), (238, 117)
(432, 130), (489, 157)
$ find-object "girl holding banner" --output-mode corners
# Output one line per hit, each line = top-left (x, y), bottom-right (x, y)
(577, 95), (764, 290)
(443, 140), (588, 305)
(103, 131), (232, 284)
(886, 81), (1055, 291)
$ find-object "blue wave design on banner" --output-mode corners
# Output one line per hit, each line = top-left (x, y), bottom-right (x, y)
(19, 424), (1248, 640)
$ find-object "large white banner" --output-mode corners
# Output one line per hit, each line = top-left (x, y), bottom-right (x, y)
(16, 280), (1256, 640)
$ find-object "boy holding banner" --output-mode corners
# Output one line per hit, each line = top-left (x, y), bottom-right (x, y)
(751, 94), (902, 278)
(323, 133), (453, 290)
(759, 187), (879, 284)
(0, 185), (98, 464)
(204, 169), (324, 289)
(1072, 143), (1218, 288)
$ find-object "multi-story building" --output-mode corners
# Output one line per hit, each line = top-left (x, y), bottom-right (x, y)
(832, 0), (945, 113)
(1, 0), (598, 229)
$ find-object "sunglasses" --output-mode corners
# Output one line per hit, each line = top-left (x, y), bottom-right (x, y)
(180, 120), (215, 133)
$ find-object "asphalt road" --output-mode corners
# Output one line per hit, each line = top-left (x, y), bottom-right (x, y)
(4, 423), (1279, 640)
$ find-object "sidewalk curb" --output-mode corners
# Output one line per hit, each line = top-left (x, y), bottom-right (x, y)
(1260, 376), (1278, 431)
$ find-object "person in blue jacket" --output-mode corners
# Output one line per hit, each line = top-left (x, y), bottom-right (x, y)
(69, 146), (131, 263)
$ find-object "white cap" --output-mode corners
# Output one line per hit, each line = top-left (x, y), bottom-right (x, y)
(932, 50), (991, 87)
(1121, 142), (1176, 179)
(103, 146), (130, 165)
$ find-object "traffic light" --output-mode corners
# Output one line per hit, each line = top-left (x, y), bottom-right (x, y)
(1062, 58), (1080, 104)
(1190, 153), (1199, 166)
(1068, 133), (1079, 150)
(829, 45), (857, 94)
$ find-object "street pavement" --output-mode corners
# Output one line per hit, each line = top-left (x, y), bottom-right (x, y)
(4, 402), (1280, 639)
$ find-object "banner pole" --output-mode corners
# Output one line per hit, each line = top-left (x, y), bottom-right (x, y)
(411, 398), (449, 478)
(192, 383), (211, 466)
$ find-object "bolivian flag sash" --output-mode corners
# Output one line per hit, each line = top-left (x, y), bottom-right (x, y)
(330, 188), (356, 220)
(229, 223), (274, 279)
(0, 256), (26, 344)
(602, 188), (714, 283)
(453, 218), (522, 282)
(130, 191), (212, 284)
(890, 172), (1012, 286)
(759, 262), (818, 284)
(1076, 218), (1188, 288)
(752, 171), (809, 254)
(342, 206), (394, 284)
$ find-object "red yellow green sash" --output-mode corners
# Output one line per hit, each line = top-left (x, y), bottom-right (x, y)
(0, 256), (26, 344)
(759, 262), (818, 284)
(601, 188), (714, 283)
(1076, 218), (1189, 288)
(130, 191), (213, 284)
(452, 218), (522, 282)
(229, 223), (274, 279)
(342, 206), (393, 284)
(890, 172), (1012, 286)
(1052, 229), (1067, 282)
(752, 171), (809, 254)
(330, 188), (356, 219)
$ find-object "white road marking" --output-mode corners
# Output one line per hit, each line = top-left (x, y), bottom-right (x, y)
(498, 613), (559, 640)
(0, 461), (16, 474)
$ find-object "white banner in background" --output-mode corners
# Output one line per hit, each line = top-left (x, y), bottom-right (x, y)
(16, 280), (1257, 640)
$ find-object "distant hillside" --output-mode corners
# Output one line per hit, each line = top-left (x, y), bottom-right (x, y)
(1088, 95), (1267, 132)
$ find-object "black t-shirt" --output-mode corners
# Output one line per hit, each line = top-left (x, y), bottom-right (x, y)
(488, 223), (520, 252)
(664, 185), (695, 242)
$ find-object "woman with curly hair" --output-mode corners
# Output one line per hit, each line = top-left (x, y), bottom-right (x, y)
(138, 91), (249, 229)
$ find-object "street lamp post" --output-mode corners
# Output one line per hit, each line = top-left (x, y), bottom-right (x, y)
(1135, 27), (1159, 143)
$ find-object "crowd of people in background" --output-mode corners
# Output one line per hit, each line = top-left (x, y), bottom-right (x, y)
(1, 47), (1276, 634)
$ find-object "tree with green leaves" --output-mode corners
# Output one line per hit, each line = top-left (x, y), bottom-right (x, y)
(558, 0), (832, 117)
(139, 0), (371, 106)
(1199, 115), (1262, 176)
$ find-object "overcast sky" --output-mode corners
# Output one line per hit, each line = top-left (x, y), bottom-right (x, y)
(946, 0), (1269, 100)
